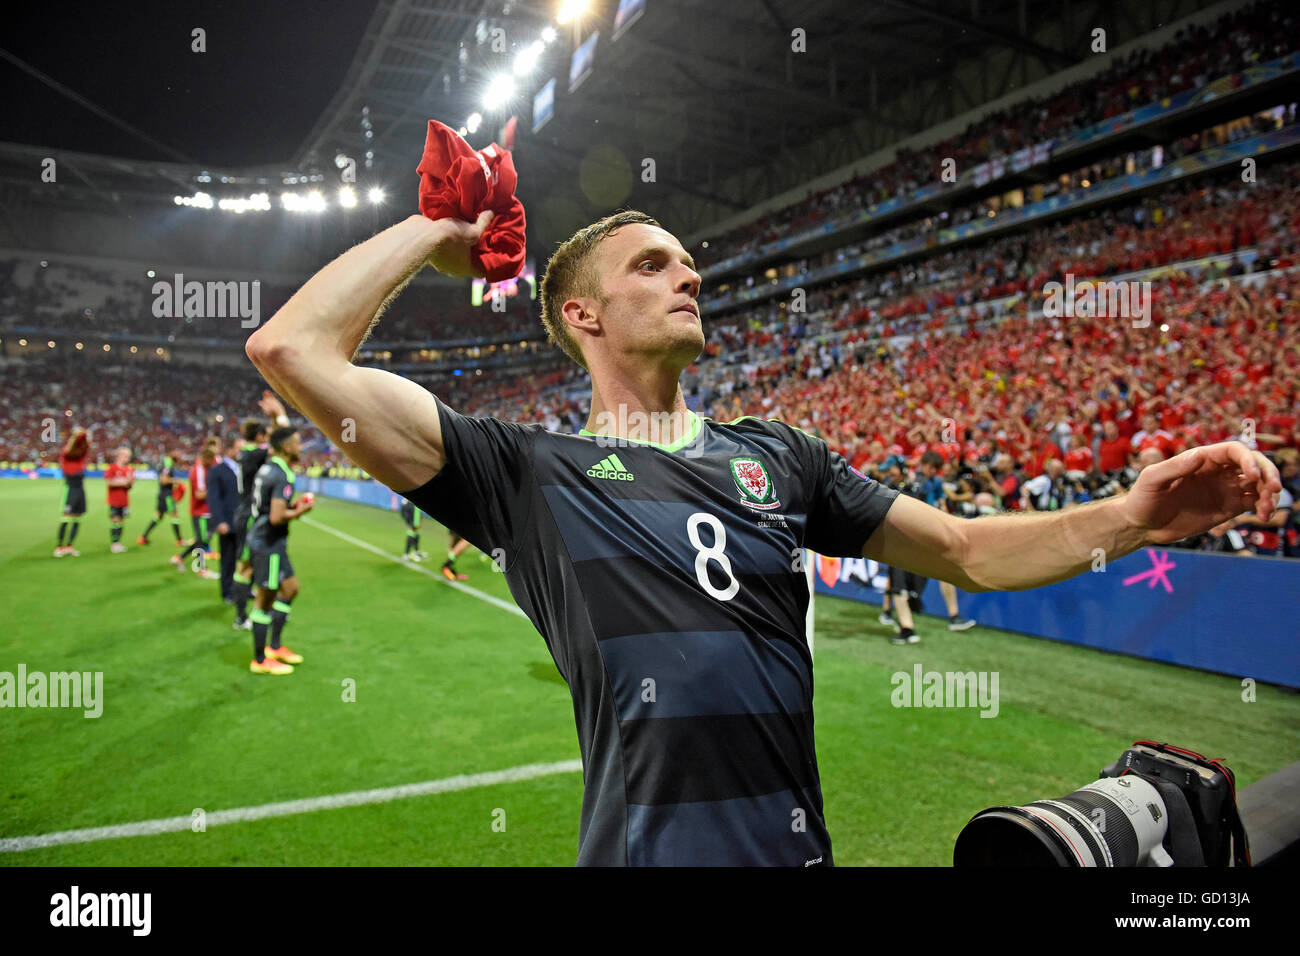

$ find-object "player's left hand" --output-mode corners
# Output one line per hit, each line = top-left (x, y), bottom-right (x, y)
(216, 522), (230, 535)
(1122, 442), (1281, 545)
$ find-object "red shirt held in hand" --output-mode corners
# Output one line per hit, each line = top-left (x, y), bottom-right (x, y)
(417, 120), (527, 282)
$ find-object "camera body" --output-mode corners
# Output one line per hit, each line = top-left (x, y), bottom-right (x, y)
(954, 740), (1250, 867)
(1100, 741), (1243, 867)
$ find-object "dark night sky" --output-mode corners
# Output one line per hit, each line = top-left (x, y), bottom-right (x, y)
(0, 1), (379, 166)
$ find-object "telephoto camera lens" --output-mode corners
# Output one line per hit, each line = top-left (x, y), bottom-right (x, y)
(954, 775), (1174, 866)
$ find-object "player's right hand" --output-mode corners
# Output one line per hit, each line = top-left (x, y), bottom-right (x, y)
(425, 210), (494, 278)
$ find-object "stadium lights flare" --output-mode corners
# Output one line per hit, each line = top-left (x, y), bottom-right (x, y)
(482, 74), (517, 112)
(513, 39), (544, 76)
(541, 25), (557, 43)
(556, 0), (589, 25)
(467, 112), (482, 134)
(338, 186), (358, 208)
(368, 187), (385, 204)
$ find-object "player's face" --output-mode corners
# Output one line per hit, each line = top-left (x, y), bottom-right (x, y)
(280, 433), (302, 463)
(590, 223), (704, 369)
(115, 449), (129, 465)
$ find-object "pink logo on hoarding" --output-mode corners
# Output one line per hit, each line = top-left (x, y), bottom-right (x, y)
(1122, 550), (1176, 593)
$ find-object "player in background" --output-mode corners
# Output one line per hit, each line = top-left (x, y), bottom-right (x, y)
(104, 446), (135, 553)
(916, 451), (976, 631)
(442, 533), (471, 580)
(174, 438), (220, 579)
(139, 449), (186, 547)
(55, 427), (90, 557)
(399, 499), (426, 561)
(232, 392), (290, 629)
(247, 426), (312, 675)
(878, 462), (926, 644)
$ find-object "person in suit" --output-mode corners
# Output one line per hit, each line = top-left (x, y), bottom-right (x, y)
(208, 434), (242, 604)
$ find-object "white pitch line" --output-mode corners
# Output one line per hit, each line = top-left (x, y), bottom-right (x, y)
(0, 759), (583, 852)
(299, 515), (527, 618)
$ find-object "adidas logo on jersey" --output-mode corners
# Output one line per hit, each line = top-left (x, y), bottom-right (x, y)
(587, 454), (635, 481)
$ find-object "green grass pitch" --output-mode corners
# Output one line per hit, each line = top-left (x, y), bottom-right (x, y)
(2, 478), (1296, 866)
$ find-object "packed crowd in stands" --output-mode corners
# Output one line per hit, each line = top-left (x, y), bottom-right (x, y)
(3, 249), (1295, 555)
(2, 3), (1294, 351)
(690, 0), (1296, 267)
(2, 0), (1297, 556)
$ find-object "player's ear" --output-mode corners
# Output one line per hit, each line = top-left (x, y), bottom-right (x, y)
(561, 297), (600, 337)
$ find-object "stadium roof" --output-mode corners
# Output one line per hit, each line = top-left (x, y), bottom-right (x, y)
(0, 0), (1235, 261)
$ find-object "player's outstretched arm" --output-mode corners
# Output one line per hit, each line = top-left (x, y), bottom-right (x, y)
(245, 211), (492, 491)
(864, 442), (1281, 592)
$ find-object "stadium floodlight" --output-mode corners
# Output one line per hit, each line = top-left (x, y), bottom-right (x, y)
(368, 187), (385, 205)
(176, 192), (214, 209)
(282, 191), (326, 212)
(482, 74), (516, 111)
(557, 0), (589, 25)
(513, 39), (544, 76)
(218, 193), (271, 214)
(541, 25), (557, 43)
(338, 186), (357, 208)
(467, 112), (482, 134)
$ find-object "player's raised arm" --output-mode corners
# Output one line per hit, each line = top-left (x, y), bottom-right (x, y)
(244, 211), (493, 491)
(864, 442), (1281, 592)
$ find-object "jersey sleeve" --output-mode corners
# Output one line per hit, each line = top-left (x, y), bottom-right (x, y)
(777, 422), (899, 557)
(264, 466), (288, 507)
(397, 396), (539, 559)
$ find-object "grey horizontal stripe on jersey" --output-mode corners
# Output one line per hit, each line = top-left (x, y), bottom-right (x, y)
(626, 788), (829, 866)
(600, 629), (809, 721)
(541, 483), (806, 573)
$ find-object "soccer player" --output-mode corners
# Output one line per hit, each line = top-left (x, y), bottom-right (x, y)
(139, 449), (186, 547)
(916, 451), (976, 632)
(879, 462), (927, 644)
(247, 208), (1280, 866)
(246, 426), (312, 675)
(442, 533), (472, 580)
(232, 391), (290, 629)
(399, 500), (425, 561)
(55, 427), (89, 557)
(174, 438), (220, 579)
(104, 446), (135, 553)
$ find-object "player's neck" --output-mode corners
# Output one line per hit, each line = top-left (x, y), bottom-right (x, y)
(584, 374), (692, 445)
